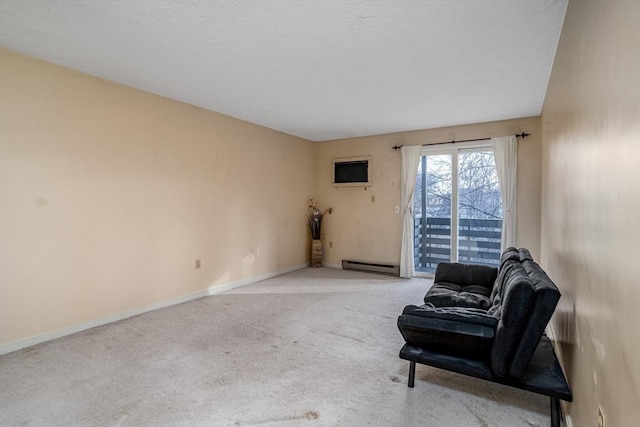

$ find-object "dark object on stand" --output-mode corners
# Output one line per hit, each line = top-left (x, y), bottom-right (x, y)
(397, 247), (572, 427)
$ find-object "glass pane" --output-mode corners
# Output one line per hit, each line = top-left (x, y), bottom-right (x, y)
(414, 154), (452, 273)
(457, 151), (502, 267)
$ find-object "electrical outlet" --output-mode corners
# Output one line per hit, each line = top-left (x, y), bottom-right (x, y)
(195, 259), (201, 269)
(598, 406), (606, 427)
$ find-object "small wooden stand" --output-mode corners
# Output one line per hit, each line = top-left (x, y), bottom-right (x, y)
(311, 239), (323, 267)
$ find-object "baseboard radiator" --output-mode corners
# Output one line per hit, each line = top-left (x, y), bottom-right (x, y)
(342, 259), (400, 276)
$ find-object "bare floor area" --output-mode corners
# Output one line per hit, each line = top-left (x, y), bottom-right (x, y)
(0, 268), (549, 426)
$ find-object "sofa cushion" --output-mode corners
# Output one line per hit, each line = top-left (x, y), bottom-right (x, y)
(509, 259), (561, 378)
(426, 262), (498, 310)
(398, 304), (496, 359)
(424, 283), (493, 310)
(490, 261), (536, 377)
(518, 247), (534, 262)
(488, 259), (516, 317)
(434, 262), (498, 289)
(489, 247), (521, 303)
(499, 247), (520, 269)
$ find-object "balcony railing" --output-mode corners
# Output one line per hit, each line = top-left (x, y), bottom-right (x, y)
(414, 216), (503, 273)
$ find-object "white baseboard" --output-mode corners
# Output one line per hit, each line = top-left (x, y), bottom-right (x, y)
(205, 263), (309, 295)
(564, 414), (573, 427)
(546, 323), (556, 341)
(0, 263), (309, 356)
(323, 262), (342, 269)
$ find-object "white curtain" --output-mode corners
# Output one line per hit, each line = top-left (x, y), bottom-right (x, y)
(399, 145), (422, 278)
(492, 136), (517, 251)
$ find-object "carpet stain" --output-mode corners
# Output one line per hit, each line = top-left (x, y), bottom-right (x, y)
(238, 411), (319, 425)
(390, 375), (401, 383)
(338, 306), (394, 320)
(324, 331), (366, 344)
(440, 392), (451, 400)
(305, 411), (319, 420)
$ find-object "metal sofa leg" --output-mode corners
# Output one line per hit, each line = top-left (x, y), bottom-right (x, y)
(550, 397), (560, 427)
(408, 361), (415, 388)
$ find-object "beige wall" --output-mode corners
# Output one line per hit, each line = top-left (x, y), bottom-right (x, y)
(540, 1), (639, 426)
(0, 49), (314, 346)
(314, 116), (542, 267)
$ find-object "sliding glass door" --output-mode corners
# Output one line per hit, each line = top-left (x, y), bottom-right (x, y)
(414, 153), (453, 270)
(414, 145), (503, 273)
(457, 150), (503, 265)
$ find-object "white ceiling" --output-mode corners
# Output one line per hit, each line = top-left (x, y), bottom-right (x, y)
(0, 0), (567, 142)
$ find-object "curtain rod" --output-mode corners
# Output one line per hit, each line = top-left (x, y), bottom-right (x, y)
(391, 132), (530, 150)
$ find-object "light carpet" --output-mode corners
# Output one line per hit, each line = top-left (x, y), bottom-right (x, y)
(0, 267), (549, 426)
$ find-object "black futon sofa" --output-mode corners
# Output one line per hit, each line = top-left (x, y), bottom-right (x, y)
(397, 248), (572, 427)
